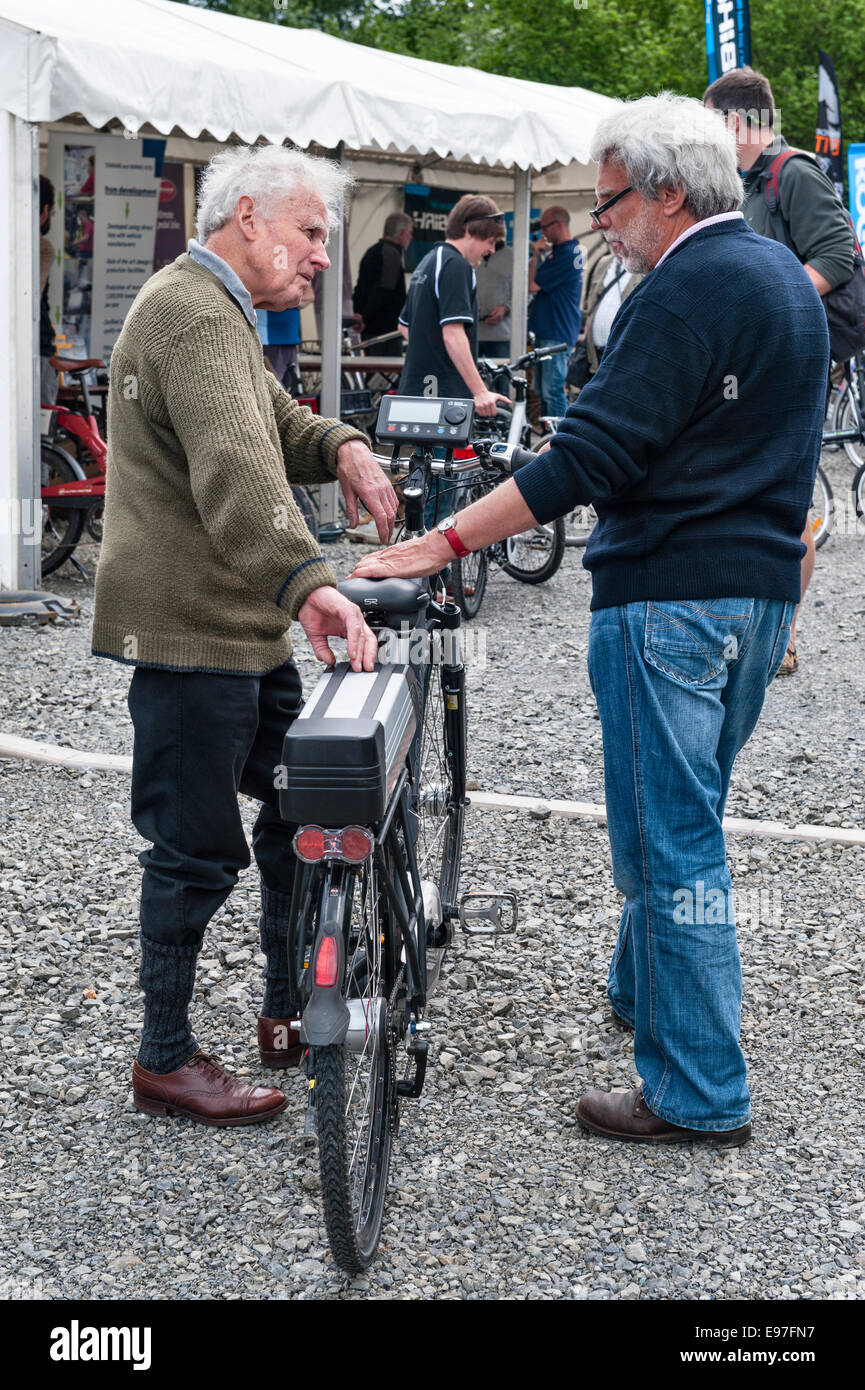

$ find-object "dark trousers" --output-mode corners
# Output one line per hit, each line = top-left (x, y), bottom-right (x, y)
(127, 661), (304, 1070)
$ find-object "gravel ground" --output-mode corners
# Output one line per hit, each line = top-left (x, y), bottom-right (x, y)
(1, 447), (864, 1301)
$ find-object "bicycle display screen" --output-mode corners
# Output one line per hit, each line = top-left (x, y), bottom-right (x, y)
(375, 394), (474, 446)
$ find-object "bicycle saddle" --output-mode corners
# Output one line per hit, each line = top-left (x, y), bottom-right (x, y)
(338, 577), (428, 615)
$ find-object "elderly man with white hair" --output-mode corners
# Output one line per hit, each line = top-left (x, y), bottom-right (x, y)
(355, 93), (829, 1145)
(92, 145), (398, 1126)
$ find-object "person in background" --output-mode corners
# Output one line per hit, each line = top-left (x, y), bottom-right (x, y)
(256, 280), (313, 396)
(39, 175), (58, 406)
(528, 206), (582, 416)
(353, 211), (412, 355)
(704, 65), (857, 677)
(583, 248), (640, 377)
(398, 193), (508, 412)
(476, 238), (514, 358)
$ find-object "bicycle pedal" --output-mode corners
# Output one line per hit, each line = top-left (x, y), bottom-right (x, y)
(458, 890), (518, 936)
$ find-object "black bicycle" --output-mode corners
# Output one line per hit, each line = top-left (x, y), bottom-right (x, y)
(277, 397), (516, 1274)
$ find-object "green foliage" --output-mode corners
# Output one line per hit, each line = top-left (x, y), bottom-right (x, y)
(185, 0), (865, 153)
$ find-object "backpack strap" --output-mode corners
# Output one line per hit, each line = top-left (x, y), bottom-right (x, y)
(763, 149), (816, 214)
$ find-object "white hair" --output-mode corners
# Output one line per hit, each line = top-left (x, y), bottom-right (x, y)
(590, 92), (742, 221)
(195, 144), (354, 242)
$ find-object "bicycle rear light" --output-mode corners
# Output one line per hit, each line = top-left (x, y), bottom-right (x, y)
(339, 827), (375, 863)
(293, 825), (374, 865)
(313, 935), (339, 988)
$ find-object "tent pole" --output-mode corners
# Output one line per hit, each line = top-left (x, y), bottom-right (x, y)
(318, 141), (345, 541)
(0, 115), (40, 591)
(510, 166), (531, 361)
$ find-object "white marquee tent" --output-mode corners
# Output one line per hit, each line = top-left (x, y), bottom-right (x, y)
(0, 0), (617, 588)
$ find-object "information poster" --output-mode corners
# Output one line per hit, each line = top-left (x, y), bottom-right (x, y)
(46, 133), (165, 361)
(90, 136), (165, 359)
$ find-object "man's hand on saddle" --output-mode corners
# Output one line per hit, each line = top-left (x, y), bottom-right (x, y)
(352, 530), (452, 583)
(297, 585), (379, 672)
(336, 439), (399, 542)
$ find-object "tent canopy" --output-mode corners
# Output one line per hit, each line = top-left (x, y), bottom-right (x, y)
(0, 0), (615, 169)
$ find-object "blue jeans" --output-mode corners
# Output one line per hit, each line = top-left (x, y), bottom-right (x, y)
(587, 597), (795, 1130)
(533, 337), (568, 417)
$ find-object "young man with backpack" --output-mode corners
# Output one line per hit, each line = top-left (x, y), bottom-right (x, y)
(705, 67), (863, 675)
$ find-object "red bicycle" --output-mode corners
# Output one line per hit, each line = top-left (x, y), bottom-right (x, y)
(41, 357), (107, 575)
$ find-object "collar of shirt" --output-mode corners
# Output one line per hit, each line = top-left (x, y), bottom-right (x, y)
(654, 211), (745, 270)
(187, 239), (257, 328)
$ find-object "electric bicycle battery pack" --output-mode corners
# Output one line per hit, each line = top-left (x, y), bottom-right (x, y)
(279, 662), (418, 827)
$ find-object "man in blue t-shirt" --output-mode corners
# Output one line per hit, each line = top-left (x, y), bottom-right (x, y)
(528, 206), (583, 417)
(257, 305), (302, 394)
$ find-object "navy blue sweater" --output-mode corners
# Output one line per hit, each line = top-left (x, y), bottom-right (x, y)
(515, 219), (829, 610)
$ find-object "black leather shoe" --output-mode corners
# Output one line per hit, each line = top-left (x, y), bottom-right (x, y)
(577, 1087), (751, 1145)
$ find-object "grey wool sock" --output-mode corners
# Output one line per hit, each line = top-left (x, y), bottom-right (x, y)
(137, 936), (201, 1074)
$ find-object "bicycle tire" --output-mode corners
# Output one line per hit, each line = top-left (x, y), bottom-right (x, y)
(831, 386), (865, 471)
(451, 547), (488, 618)
(315, 859), (398, 1275)
(810, 465), (833, 549)
(501, 516), (565, 583)
(854, 462), (865, 519)
(41, 445), (85, 575)
(529, 431), (597, 547)
(450, 481), (489, 618)
(413, 646), (467, 921)
(291, 484), (318, 538)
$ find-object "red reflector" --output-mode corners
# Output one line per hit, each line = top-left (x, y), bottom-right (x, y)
(294, 826), (326, 862)
(314, 935), (339, 988)
(340, 826), (374, 863)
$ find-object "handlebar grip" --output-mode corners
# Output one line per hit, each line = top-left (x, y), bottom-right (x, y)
(544, 342), (570, 357)
(508, 447), (538, 473)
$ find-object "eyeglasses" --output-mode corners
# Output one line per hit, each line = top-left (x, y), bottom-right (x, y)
(539, 219), (560, 232)
(589, 185), (635, 227)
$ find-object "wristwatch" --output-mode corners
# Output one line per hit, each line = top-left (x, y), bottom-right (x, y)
(436, 515), (470, 558)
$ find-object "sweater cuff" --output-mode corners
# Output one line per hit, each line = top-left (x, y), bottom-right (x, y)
(317, 421), (370, 478)
(276, 556), (337, 621)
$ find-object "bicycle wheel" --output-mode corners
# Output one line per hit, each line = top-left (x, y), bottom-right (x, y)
(529, 431), (597, 547)
(854, 462), (865, 518)
(413, 649), (466, 919)
(291, 485), (318, 538)
(41, 445), (84, 575)
(809, 465), (833, 549)
(451, 547), (487, 618)
(831, 386), (865, 471)
(316, 859), (398, 1274)
(501, 516), (565, 583)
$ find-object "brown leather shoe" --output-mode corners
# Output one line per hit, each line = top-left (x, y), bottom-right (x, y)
(132, 1050), (288, 1127)
(258, 1016), (303, 1068)
(577, 1087), (751, 1145)
(776, 642), (798, 675)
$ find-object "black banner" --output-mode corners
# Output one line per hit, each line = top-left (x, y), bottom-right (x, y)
(816, 50), (844, 200)
(403, 184), (464, 271)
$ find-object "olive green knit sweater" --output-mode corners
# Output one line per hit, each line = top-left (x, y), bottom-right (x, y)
(92, 254), (366, 674)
